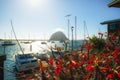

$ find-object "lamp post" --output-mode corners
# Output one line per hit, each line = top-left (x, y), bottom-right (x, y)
(71, 26), (74, 51)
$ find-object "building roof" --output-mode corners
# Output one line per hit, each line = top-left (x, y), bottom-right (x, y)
(100, 19), (120, 25)
(108, 0), (120, 8)
(49, 31), (68, 41)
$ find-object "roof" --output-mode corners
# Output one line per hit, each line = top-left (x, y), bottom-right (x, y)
(108, 0), (120, 8)
(100, 19), (120, 25)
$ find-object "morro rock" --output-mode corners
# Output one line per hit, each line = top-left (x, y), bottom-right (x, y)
(49, 31), (68, 41)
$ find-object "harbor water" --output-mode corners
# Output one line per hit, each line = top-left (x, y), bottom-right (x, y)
(0, 40), (83, 80)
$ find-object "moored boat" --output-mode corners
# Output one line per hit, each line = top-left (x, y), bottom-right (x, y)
(41, 41), (47, 44)
(15, 52), (39, 72)
(2, 41), (16, 46)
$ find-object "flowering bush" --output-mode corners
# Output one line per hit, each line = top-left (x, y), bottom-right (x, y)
(18, 32), (120, 80)
(89, 35), (106, 54)
(43, 33), (119, 80)
(51, 32), (119, 80)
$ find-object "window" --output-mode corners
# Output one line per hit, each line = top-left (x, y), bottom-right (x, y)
(109, 23), (116, 30)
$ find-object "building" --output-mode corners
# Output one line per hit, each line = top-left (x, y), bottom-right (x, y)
(101, 19), (120, 36)
(100, 0), (120, 38)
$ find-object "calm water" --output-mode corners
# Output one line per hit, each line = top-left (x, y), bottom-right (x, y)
(0, 40), (83, 80)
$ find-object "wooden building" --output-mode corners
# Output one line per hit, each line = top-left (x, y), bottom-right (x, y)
(101, 19), (120, 39)
(108, 0), (120, 8)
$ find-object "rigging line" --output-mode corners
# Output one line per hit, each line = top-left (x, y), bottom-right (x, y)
(84, 21), (86, 40)
(85, 21), (89, 38)
(84, 21), (89, 38)
(10, 20), (24, 54)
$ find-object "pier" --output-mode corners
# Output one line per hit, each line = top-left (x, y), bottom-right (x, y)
(0, 54), (6, 80)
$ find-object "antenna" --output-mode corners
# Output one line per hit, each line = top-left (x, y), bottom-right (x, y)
(11, 20), (24, 54)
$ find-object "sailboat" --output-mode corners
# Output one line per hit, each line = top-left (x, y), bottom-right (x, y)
(2, 41), (15, 46)
(21, 34), (32, 44)
(15, 52), (39, 72)
(41, 34), (47, 44)
(10, 20), (39, 72)
(2, 32), (16, 46)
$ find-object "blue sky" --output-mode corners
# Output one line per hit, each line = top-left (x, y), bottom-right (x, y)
(0, 0), (120, 40)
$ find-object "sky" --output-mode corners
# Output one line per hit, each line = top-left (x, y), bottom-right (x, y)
(0, 0), (120, 40)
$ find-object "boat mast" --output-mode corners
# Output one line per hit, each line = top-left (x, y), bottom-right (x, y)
(84, 21), (86, 40)
(11, 30), (12, 41)
(10, 20), (24, 54)
(84, 21), (89, 40)
(75, 16), (77, 47)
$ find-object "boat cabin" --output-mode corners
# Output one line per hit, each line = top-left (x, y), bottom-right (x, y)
(15, 53), (39, 72)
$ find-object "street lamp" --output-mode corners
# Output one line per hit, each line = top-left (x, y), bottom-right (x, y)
(71, 26), (74, 51)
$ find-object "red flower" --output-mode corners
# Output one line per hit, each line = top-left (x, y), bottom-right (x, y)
(98, 32), (102, 35)
(48, 58), (53, 65)
(107, 73), (114, 79)
(114, 47), (119, 54)
(83, 75), (89, 79)
(68, 60), (77, 68)
(86, 64), (94, 72)
(55, 64), (62, 76)
(90, 53), (95, 59)
(113, 47), (119, 59)
(55, 69), (60, 76)
(80, 53), (87, 61)
(118, 72), (120, 78)
(86, 44), (91, 50)
(115, 59), (120, 63)
(87, 60), (93, 64)
(111, 34), (116, 40)
(106, 41), (112, 47)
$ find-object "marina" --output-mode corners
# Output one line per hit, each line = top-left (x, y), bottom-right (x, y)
(0, 40), (82, 80)
(0, 0), (120, 80)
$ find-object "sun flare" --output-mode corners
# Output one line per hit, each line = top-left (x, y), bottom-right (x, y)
(29, 0), (39, 7)
(27, 0), (48, 8)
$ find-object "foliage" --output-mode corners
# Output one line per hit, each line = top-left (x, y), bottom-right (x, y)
(18, 32), (120, 80)
(89, 35), (106, 54)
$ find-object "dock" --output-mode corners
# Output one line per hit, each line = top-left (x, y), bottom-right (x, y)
(0, 54), (6, 80)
